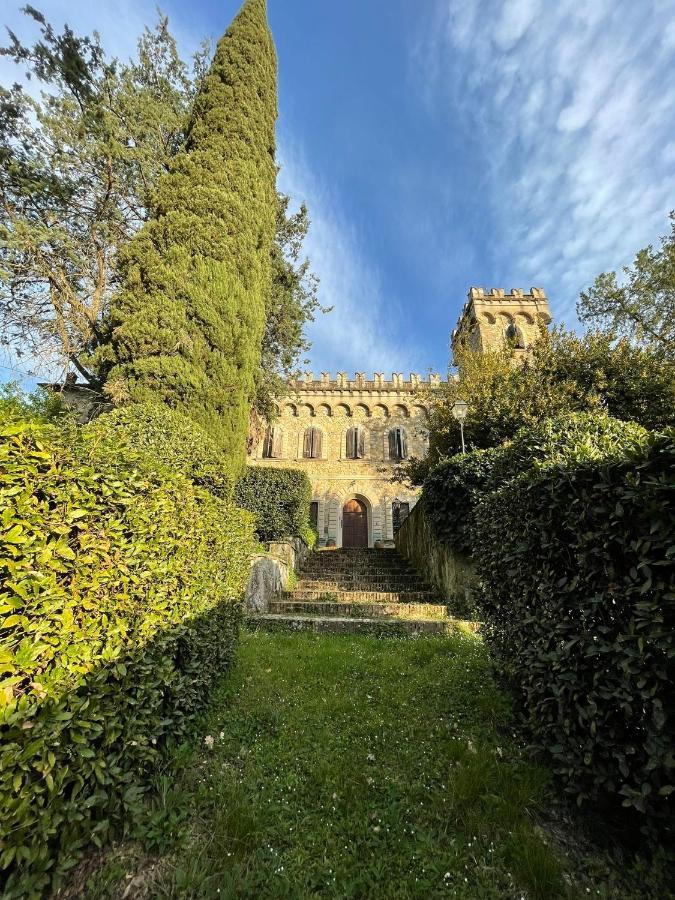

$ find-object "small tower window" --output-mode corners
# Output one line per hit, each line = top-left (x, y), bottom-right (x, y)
(303, 426), (323, 459)
(388, 427), (408, 461)
(262, 426), (282, 459)
(346, 426), (365, 459)
(505, 323), (525, 349)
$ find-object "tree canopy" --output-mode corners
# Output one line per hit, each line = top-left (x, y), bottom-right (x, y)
(99, 0), (278, 459)
(0, 8), (203, 381)
(0, 4), (320, 422)
(578, 212), (675, 359)
(407, 326), (674, 484)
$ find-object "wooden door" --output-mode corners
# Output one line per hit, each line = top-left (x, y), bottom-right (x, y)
(342, 499), (368, 548)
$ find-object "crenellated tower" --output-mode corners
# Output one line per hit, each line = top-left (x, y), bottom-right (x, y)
(451, 287), (552, 362)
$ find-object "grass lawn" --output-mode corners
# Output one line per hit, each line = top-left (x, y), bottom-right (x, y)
(80, 631), (669, 899)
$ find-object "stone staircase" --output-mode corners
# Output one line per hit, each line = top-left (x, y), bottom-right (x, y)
(247, 548), (478, 636)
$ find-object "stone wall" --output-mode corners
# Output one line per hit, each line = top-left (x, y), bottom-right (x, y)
(245, 538), (309, 614)
(395, 502), (477, 615)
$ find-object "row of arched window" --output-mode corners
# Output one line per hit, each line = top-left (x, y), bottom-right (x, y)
(262, 425), (411, 461)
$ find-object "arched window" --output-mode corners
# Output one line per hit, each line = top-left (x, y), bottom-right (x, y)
(388, 427), (408, 461)
(262, 426), (282, 459)
(346, 426), (365, 459)
(303, 426), (323, 459)
(505, 323), (525, 349)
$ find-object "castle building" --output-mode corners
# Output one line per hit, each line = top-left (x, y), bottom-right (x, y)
(248, 287), (552, 549)
(248, 372), (440, 548)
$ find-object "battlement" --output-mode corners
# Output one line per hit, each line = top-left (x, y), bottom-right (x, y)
(467, 286), (547, 303)
(290, 372), (444, 392)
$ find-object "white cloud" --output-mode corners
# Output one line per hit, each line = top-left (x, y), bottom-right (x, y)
(493, 0), (541, 51)
(415, 0), (675, 324)
(277, 136), (421, 377)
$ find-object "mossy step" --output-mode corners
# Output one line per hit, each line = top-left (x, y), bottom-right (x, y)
(269, 600), (453, 620)
(297, 579), (429, 592)
(246, 614), (478, 637)
(300, 567), (419, 577)
(286, 589), (438, 604)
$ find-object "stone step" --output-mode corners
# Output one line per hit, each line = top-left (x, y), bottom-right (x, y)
(247, 614), (476, 637)
(301, 564), (415, 576)
(297, 578), (429, 592)
(316, 549), (399, 555)
(285, 589), (439, 604)
(269, 600), (452, 620)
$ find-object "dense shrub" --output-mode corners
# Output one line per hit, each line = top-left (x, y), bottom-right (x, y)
(473, 429), (674, 836)
(88, 402), (234, 499)
(422, 413), (645, 555)
(235, 466), (313, 544)
(491, 410), (647, 479)
(0, 383), (66, 424)
(0, 417), (256, 896)
(422, 448), (501, 554)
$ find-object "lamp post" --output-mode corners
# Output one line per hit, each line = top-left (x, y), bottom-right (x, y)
(451, 400), (469, 454)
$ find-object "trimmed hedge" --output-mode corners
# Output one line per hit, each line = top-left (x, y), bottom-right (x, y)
(423, 413), (647, 555)
(473, 429), (674, 835)
(88, 402), (234, 499)
(0, 416), (256, 896)
(422, 448), (501, 554)
(490, 411), (647, 480)
(235, 466), (314, 544)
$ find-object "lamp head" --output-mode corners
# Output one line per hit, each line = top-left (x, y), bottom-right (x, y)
(451, 400), (469, 422)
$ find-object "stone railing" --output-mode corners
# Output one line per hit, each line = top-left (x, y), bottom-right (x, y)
(244, 537), (309, 614)
(395, 503), (477, 616)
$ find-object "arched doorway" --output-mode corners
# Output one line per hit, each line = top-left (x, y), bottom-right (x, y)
(342, 499), (368, 548)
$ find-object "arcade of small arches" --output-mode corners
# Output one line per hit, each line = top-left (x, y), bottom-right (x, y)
(276, 400), (428, 419)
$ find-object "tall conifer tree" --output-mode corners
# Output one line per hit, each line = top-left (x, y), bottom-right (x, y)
(100, 0), (277, 463)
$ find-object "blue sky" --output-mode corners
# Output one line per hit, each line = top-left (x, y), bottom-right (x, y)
(2, 0), (675, 383)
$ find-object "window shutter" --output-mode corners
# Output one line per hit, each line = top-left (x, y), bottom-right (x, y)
(357, 427), (365, 459)
(271, 427), (282, 458)
(263, 427), (276, 458)
(388, 429), (397, 459)
(400, 428), (408, 460)
(305, 427), (322, 459)
(347, 427), (356, 459)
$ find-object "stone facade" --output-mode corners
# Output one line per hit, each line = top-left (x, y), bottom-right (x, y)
(451, 287), (552, 361)
(248, 373), (442, 548)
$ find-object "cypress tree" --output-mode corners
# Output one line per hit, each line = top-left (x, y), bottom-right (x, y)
(101, 0), (277, 464)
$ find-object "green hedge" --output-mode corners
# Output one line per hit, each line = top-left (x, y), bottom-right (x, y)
(422, 413), (647, 556)
(472, 429), (674, 835)
(422, 448), (501, 554)
(0, 417), (256, 896)
(490, 410), (647, 480)
(235, 466), (313, 544)
(88, 402), (234, 499)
